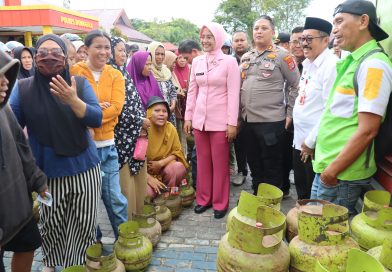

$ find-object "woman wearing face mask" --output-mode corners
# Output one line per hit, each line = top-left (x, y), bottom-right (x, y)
(71, 30), (128, 242)
(147, 42), (177, 125)
(109, 36), (150, 219)
(127, 51), (164, 109)
(13, 46), (35, 79)
(9, 34), (102, 271)
(184, 22), (241, 219)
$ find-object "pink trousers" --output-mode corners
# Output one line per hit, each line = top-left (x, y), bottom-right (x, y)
(147, 161), (187, 198)
(194, 130), (230, 211)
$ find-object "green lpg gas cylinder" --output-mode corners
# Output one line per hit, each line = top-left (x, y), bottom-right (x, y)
(217, 205), (290, 272)
(133, 204), (162, 247)
(368, 238), (392, 272)
(164, 188), (182, 218)
(114, 221), (152, 271)
(179, 179), (195, 207)
(286, 199), (331, 242)
(226, 183), (283, 232)
(289, 204), (359, 272)
(153, 195), (172, 232)
(32, 192), (39, 222)
(315, 248), (385, 272)
(351, 190), (392, 250)
(61, 266), (86, 272)
(85, 244), (125, 272)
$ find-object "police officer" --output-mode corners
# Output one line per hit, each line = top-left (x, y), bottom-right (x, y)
(240, 15), (300, 195)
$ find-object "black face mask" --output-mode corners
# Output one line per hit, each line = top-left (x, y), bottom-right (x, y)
(35, 54), (66, 77)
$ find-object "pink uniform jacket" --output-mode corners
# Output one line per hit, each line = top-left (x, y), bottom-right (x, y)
(185, 52), (241, 131)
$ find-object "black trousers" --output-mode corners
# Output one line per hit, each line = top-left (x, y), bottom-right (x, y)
(244, 120), (285, 194)
(234, 120), (248, 176)
(281, 129), (293, 193)
(292, 148), (315, 199)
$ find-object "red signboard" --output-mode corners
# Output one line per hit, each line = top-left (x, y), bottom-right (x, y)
(0, 6), (99, 32)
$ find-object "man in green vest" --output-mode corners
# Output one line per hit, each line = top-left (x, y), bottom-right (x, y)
(311, 0), (392, 214)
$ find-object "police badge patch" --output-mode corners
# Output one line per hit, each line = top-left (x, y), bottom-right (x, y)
(284, 55), (296, 71)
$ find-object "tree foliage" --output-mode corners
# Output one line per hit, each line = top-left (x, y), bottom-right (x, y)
(214, 0), (311, 37)
(110, 27), (129, 41)
(130, 18), (199, 45)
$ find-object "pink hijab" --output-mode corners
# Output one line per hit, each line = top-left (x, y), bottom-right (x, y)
(200, 22), (226, 58)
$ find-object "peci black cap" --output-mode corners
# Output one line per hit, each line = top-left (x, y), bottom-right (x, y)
(333, 0), (388, 41)
(304, 17), (333, 35)
(275, 32), (291, 44)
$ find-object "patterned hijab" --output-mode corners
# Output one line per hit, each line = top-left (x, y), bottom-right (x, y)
(147, 41), (172, 81)
(110, 36), (145, 173)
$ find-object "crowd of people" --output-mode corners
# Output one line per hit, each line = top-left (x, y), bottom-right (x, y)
(0, 0), (391, 270)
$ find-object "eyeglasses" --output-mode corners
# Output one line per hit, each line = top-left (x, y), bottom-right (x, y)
(289, 40), (301, 46)
(298, 36), (327, 44)
(36, 48), (64, 58)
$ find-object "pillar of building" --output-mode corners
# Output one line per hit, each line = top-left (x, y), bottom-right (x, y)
(42, 26), (53, 35)
(24, 31), (32, 47)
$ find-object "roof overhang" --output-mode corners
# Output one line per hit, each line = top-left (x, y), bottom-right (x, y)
(0, 5), (99, 34)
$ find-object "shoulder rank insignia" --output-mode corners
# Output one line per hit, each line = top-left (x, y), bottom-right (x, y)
(241, 62), (250, 69)
(267, 53), (276, 59)
(283, 55), (296, 71)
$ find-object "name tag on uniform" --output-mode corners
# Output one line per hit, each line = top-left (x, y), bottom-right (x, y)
(196, 72), (204, 76)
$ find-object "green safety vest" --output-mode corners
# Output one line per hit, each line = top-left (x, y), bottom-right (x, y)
(313, 40), (392, 180)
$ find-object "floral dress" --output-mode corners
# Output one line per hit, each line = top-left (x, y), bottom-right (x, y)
(158, 79), (177, 126)
(109, 38), (146, 175)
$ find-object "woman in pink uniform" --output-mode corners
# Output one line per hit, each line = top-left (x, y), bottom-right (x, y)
(184, 22), (240, 219)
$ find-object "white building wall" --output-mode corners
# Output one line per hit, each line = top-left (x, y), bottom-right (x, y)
(21, 0), (68, 8)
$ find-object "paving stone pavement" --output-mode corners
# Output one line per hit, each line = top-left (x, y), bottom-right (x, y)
(3, 174), (297, 271)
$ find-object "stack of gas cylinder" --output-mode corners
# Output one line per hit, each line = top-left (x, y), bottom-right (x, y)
(61, 177), (196, 271)
(217, 184), (392, 272)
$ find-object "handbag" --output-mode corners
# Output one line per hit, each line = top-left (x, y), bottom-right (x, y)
(133, 136), (148, 161)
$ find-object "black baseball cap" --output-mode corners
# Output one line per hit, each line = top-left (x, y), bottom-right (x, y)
(275, 32), (290, 44)
(333, 0), (388, 41)
(147, 96), (171, 117)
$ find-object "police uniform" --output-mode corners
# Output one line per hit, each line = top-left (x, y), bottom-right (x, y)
(240, 44), (300, 193)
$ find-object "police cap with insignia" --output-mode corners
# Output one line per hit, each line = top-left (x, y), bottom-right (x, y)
(333, 0), (388, 41)
(304, 17), (333, 35)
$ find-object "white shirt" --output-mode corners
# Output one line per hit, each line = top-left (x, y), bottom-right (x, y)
(357, 58), (392, 116)
(293, 48), (338, 150)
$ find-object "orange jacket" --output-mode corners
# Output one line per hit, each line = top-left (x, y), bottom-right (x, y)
(71, 63), (125, 141)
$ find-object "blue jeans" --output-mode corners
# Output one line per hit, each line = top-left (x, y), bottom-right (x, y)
(96, 145), (128, 240)
(310, 174), (370, 215)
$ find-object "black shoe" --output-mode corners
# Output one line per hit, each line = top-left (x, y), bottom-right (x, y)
(214, 209), (227, 219)
(194, 204), (212, 214)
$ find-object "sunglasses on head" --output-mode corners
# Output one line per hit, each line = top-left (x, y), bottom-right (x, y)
(36, 47), (64, 58)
